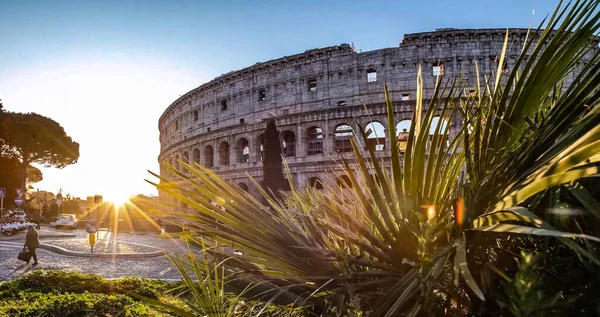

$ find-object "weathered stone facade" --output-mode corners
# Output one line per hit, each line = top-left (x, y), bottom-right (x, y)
(158, 28), (598, 208)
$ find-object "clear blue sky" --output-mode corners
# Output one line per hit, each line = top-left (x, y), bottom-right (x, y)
(0, 0), (558, 201)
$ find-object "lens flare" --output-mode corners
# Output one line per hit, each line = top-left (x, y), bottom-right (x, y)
(427, 206), (436, 220)
(456, 197), (465, 226)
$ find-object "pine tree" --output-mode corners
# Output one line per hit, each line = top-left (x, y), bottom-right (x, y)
(262, 120), (289, 200)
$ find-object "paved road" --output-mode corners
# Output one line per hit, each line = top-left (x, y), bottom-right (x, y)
(0, 227), (190, 282)
(40, 226), (192, 254)
(0, 245), (182, 281)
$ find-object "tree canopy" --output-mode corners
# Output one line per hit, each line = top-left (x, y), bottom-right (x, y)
(0, 111), (79, 191)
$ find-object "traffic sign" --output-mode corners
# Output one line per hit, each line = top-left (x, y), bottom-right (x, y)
(16, 189), (22, 198)
(0, 188), (5, 199)
(15, 197), (23, 205)
(85, 222), (98, 234)
(56, 193), (63, 206)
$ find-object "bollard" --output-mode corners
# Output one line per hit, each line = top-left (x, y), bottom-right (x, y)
(89, 233), (96, 253)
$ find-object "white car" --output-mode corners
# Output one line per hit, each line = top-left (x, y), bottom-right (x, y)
(56, 214), (78, 229)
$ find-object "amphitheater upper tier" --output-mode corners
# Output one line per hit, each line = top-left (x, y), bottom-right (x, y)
(158, 28), (598, 200)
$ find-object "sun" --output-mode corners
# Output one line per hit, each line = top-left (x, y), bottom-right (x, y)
(107, 192), (132, 207)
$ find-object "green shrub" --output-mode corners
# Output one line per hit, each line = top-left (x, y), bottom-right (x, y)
(0, 270), (173, 300)
(0, 271), (181, 316)
(0, 292), (161, 317)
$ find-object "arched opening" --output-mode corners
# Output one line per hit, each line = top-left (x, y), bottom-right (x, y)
(396, 120), (412, 153)
(204, 145), (214, 168)
(430, 117), (449, 135)
(181, 152), (189, 173)
(308, 177), (324, 190)
(307, 126), (324, 155)
(430, 117), (449, 148)
(281, 130), (296, 157)
(167, 157), (173, 177)
(238, 182), (249, 192)
(192, 148), (200, 164)
(365, 121), (386, 151)
(236, 138), (250, 163)
(256, 134), (265, 162)
(219, 141), (230, 166)
(334, 124), (354, 153)
(336, 175), (353, 188)
(174, 155), (180, 171)
(396, 120), (412, 135)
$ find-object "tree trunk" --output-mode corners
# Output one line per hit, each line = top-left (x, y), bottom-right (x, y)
(20, 159), (28, 195)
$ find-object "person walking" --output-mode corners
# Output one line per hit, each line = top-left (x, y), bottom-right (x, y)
(24, 225), (40, 265)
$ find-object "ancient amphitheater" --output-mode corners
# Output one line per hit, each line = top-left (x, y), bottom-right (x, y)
(158, 28), (598, 207)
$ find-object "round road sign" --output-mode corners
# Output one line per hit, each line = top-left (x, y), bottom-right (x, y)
(85, 222), (98, 234)
(15, 197), (23, 205)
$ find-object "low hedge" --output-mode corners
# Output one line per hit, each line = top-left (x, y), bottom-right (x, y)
(0, 292), (159, 317)
(0, 270), (173, 300)
(0, 271), (183, 317)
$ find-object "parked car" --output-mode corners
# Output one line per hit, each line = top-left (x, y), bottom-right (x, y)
(55, 214), (78, 229)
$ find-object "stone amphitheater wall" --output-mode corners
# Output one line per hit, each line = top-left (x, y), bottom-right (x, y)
(157, 28), (599, 206)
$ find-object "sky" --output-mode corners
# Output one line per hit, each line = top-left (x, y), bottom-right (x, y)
(0, 0), (558, 203)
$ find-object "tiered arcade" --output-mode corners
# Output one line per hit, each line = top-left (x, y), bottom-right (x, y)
(158, 28), (598, 209)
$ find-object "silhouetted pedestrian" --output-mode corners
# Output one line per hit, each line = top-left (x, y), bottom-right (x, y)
(24, 225), (40, 265)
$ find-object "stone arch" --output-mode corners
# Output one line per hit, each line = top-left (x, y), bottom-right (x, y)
(174, 155), (180, 171)
(396, 120), (412, 153)
(238, 182), (249, 192)
(364, 121), (386, 151)
(308, 177), (324, 190)
(256, 134), (265, 162)
(336, 175), (353, 188)
(219, 141), (230, 166)
(236, 138), (250, 163)
(182, 151), (189, 163)
(192, 148), (200, 164)
(334, 124), (354, 153)
(430, 116), (449, 148)
(430, 116), (449, 135)
(307, 126), (324, 155)
(281, 130), (296, 157)
(396, 120), (412, 135)
(204, 145), (214, 168)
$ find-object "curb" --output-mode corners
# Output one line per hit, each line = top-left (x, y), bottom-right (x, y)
(98, 238), (164, 250)
(38, 243), (165, 259)
(0, 241), (165, 259)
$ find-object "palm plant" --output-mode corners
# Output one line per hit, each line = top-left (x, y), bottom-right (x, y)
(149, 1), (600, 315)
